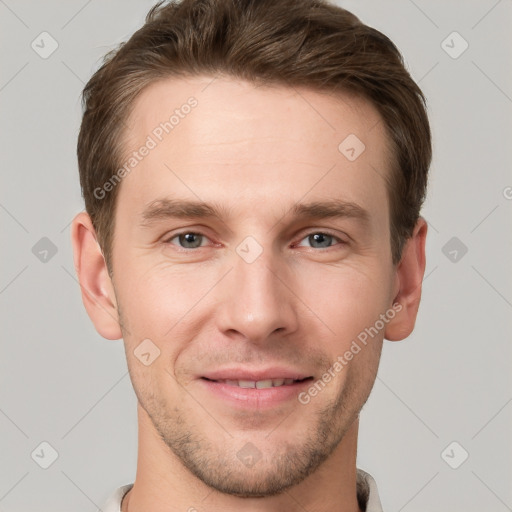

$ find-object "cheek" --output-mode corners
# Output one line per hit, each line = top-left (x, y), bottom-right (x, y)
(117, 261), (201, 336)
(115, 249), (392, 357)
(297, 260), (391, 343)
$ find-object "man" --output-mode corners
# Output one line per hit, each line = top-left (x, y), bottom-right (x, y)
(71, 0), (431, 510)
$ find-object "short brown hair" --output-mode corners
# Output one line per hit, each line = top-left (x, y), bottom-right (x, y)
(77, 0), (431, 273)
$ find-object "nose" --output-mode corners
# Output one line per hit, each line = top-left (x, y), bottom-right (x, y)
(215, 246), (299, 345)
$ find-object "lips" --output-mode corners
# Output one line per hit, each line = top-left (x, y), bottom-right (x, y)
(202, 377), (312, 389)
(200, 367), (312, 384)
(199, 372), (314, 409)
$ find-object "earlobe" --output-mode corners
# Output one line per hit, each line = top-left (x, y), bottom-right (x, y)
(70, 212), (123, 340)
(384, 217), (428, 342)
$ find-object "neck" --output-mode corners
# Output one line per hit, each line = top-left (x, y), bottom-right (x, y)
(122, 403), (362, 512)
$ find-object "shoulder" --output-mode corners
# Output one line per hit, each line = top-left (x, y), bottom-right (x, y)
(101, 484), (134, 512)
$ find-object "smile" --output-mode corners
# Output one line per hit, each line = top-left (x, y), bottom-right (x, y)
(202, 377), (312, 389)
(199, 376), (314, 409)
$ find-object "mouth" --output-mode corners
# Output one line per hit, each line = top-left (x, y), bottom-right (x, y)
(201, 376), (313, 389)
(198, 374), (314, 409)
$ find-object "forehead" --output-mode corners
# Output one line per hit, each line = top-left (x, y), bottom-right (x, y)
(118, 75), (392, 228)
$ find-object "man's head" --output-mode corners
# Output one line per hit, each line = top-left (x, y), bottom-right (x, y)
(77, 0), (431, 275)
(71, 0), (430, 500)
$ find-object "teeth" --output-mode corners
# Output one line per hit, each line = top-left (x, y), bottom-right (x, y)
(256, 379), (273, 389)
(238, 380), (255, 388)
(218, 378), (299, 388)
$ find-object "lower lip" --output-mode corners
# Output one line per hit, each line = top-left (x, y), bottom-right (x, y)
(199, 378), (312, 409)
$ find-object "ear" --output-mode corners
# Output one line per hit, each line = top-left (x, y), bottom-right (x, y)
(70, 211), (122, 340)
(384, 216), (428, 341)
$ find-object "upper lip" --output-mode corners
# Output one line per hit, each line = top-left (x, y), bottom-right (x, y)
(200, 367), (312, 381)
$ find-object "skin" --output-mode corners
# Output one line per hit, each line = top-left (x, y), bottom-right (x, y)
(71, 75), (427, 512)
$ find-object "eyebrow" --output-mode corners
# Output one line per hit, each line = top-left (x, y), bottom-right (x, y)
(139, 198), (371, 228)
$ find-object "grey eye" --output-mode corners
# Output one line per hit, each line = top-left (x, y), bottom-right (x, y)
(169, 232), (206, 249)
(298, 232), (340, 249)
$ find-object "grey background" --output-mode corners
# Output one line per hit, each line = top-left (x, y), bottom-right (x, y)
(1, 0), (511, 510)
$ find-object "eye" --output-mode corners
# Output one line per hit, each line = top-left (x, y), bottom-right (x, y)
(162, 230), (347, 251)
(296, 231), (346, 250)
(164, 231), (210, 249)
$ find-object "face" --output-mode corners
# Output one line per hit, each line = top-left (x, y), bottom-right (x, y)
(110, 76), (398, 497)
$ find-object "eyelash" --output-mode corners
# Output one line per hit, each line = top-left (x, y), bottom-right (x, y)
(163, 230), (348, 251)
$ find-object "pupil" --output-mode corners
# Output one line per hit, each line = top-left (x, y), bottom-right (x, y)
(311, 233), (330, 248)
(182, 233), (201, 248)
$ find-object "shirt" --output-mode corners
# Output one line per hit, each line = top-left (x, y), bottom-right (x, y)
(101, 468), (384, 511)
